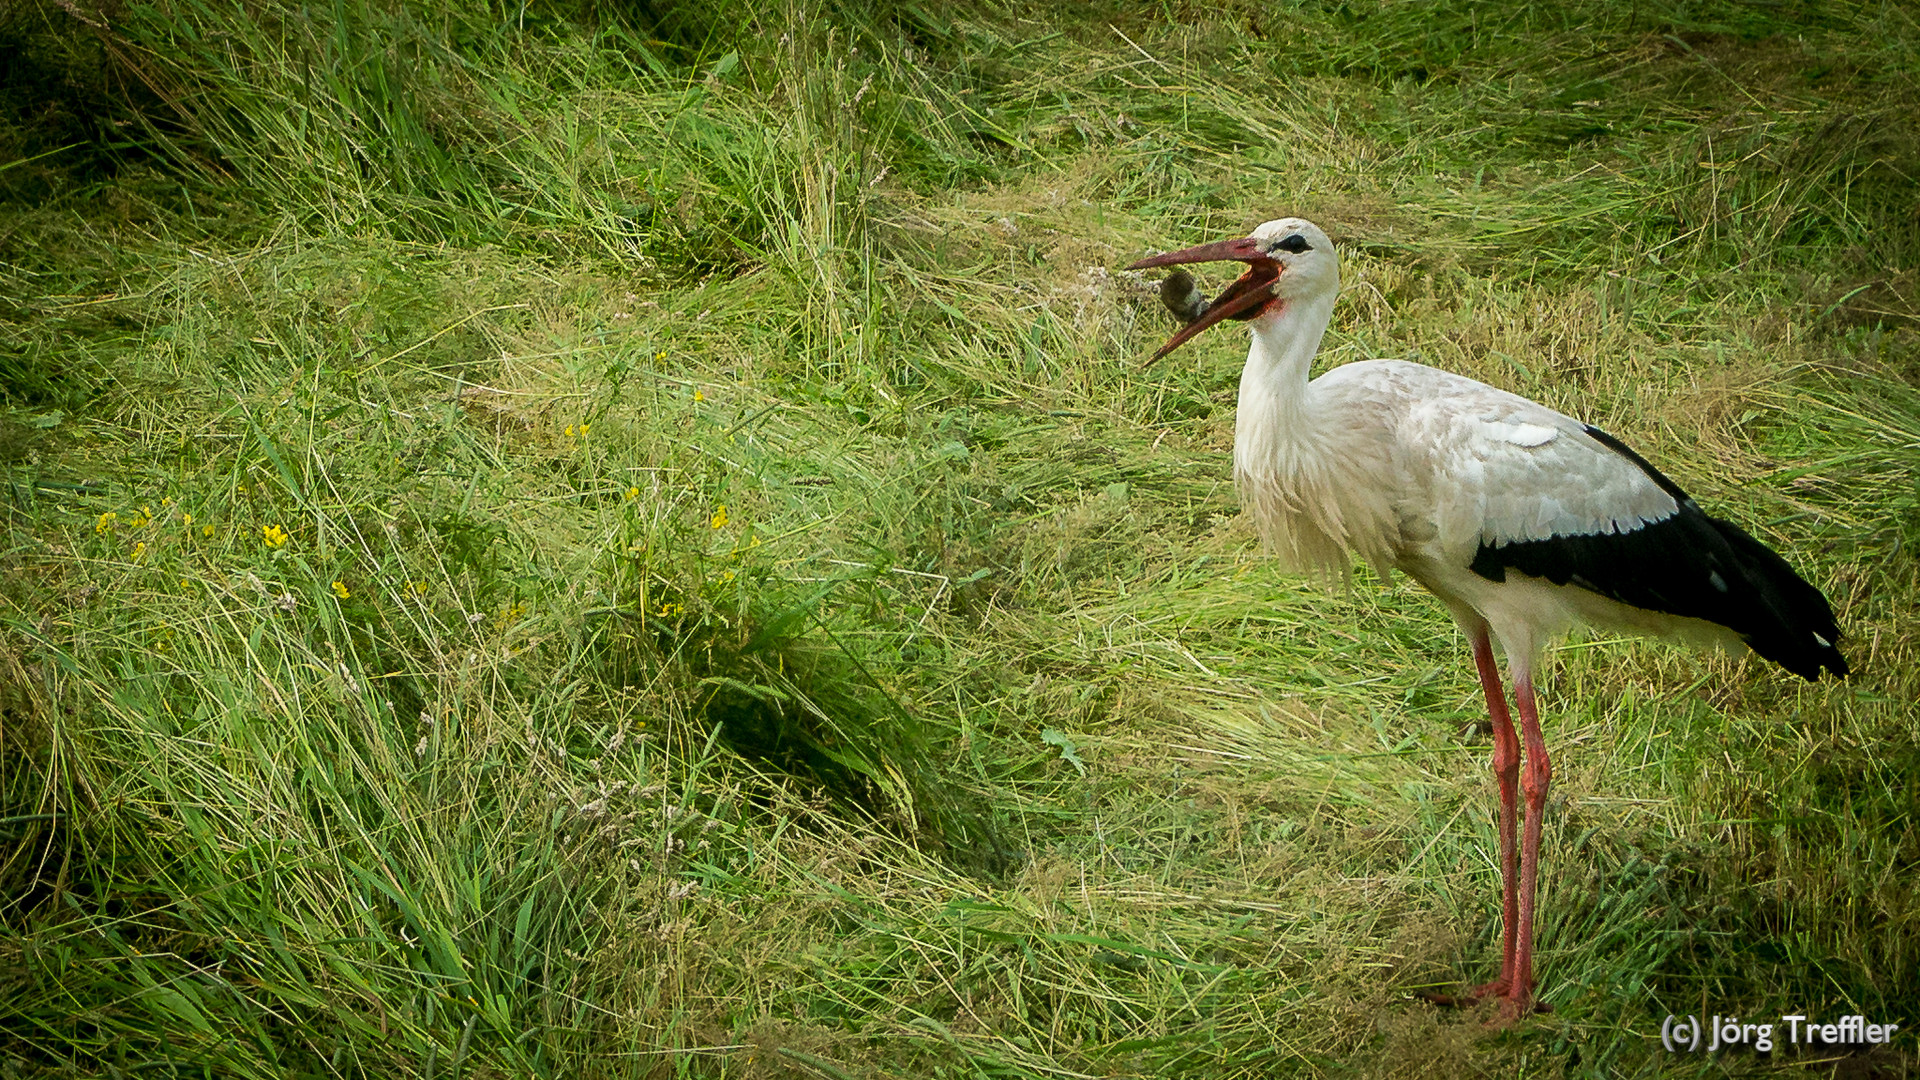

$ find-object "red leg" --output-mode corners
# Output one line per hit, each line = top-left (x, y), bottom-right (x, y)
(1504, 672), (1553, 1020)
(1471, 630), (1520, 1000)
(1417, 628), (1519, 1008)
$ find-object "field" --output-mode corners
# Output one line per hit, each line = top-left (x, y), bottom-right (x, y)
(2, 0), (1918, 1075)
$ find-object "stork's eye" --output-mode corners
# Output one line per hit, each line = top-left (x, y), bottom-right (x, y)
(1274, 234), (1311, 254)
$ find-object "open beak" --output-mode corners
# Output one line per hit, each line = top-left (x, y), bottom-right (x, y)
(1126, 237), (1280, 363)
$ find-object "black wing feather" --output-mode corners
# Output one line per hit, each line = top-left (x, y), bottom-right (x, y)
(1469, 425), (1848, 681)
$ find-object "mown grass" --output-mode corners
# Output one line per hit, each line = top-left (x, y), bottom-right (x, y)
(2, 0), (1917, 1076)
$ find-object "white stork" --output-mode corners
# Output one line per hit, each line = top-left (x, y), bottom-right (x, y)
(1127, 218), (1848, 1020)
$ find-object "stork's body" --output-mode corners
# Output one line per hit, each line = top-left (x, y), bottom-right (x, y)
(1129, 219), (1847, 1019)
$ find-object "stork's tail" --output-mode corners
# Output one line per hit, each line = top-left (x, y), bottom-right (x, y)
(1711, 516), (1849, 681)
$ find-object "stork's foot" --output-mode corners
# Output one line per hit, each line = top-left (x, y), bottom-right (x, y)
(1415, 981), (1550, 1024)
(1490, 991), (1550, 1025)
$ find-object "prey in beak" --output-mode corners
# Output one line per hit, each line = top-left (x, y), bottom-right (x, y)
(1156, 269), (1211, 324)
(1127, 237), (1281, 362)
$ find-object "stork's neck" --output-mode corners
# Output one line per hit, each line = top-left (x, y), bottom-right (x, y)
(1230, 288), (1373, 574)
(1237, 292), (1337, 448)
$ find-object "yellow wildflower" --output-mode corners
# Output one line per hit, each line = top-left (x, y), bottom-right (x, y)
(624, 485), (639, 501)
(710, 504), (729, 529)
(565, 424), (575, 437)
(579, 422), (591, 436)
(130, 541), (146, 560)
(182, 513), (194, 527)
(262, 524), (289, 548)
(331, 580), (350, 599)
(202, 524), (215, 538)
(693, 388), (705, 402)
(96, 512), (118, 534)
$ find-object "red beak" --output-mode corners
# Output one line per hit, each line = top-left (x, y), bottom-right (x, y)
(1127, 237), (1281, 363)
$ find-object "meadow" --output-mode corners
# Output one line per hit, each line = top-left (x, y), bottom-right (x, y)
(2, 0), (1917, 1075)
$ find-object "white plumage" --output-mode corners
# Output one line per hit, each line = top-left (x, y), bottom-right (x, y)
(1128, 217), (1847, 1020)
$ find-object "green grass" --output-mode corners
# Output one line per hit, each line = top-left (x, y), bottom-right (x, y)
(2, 0), (1917, 1076)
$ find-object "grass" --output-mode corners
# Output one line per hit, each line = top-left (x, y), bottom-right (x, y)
(1, 0), (1917, 1076)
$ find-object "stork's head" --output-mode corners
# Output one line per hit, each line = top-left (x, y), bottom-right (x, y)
(1126, 218), (1339, 362)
